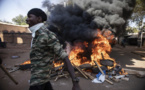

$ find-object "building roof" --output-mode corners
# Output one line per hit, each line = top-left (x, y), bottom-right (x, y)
(0, 22), (28, 27)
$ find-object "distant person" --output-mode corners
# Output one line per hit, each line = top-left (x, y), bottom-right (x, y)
(26, 8), (80, 90)
(121, 37), (126, 48)
(137, 31), (142, 47)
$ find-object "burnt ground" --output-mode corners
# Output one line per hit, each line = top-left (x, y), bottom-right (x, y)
(0, 43), (145, 90)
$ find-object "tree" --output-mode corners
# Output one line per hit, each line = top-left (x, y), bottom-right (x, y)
(125, 26), (139, 34)
(130, 0), (145, 29)
(12, 14), (27, 25)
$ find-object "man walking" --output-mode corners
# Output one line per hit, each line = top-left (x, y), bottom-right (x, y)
(26, 8), (80, 90)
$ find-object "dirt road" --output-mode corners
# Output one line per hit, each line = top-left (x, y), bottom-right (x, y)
(0, 44), (145, 90)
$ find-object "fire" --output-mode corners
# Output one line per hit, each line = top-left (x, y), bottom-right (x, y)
(102, 29), (116, 45)
(20, 60), (31, 65)
(120, 68), (128, 75)
(21, 29), (116, 70)
(91, 34), (116, 69)
(69, 41), (90, 65)
(53, 61), (64, 68)
(68, 29), (116, 69)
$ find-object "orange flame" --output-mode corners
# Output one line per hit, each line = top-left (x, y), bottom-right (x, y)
(69, 41), (90, 65)
(68, 29), (116, 69)
(21, 29), (116, 70)
(20, 60), (31, 65)
(102, 29), (116, 45)
(120, 68), (128, 75)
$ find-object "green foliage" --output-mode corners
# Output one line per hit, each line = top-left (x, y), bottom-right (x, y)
(12, 14), (27, 25)
(126, 26), (139, 34)
(130, 0), (145, 27)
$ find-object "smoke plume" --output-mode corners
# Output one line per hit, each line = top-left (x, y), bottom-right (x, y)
(46, 0), (136, 43)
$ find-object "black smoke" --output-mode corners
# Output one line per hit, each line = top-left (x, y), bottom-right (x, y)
(46, 0), (136, 43)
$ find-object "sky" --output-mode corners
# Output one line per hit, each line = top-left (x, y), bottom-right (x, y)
(0, 0), (63, 22)
(0, 0), (139, 27)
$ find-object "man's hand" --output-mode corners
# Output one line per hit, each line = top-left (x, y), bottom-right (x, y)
(64, 57), (81, 90)
(72, 82), (81, 90)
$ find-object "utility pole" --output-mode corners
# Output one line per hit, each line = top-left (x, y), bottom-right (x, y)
(140, 31), (143, 47)
(138, 28), (145, 48)
(73, 0), (74, 7)
(64, 0), (66, 7)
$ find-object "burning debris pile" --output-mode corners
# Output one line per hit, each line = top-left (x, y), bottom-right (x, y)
(7, 0), (137, 85)
(52, 30), (129, 84)
(42, 0), (136, 84)
(17, 30), (129, 84)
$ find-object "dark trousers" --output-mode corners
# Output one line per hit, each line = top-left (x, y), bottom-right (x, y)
(29, 81), (53, 90)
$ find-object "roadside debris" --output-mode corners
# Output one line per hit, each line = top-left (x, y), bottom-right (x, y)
(5, 51), (145, 86)
(8, 58), (129, 85)
(0, 58), (18, 85)
(11, 56), (20, 59)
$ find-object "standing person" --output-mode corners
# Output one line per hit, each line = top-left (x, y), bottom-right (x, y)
(121, 37), (126, 48)
(26, 8), (80, 90)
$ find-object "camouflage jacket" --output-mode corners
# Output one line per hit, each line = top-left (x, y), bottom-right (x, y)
(30, 24), (68, 86)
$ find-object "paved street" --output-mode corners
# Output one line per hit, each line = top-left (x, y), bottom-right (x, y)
(0, 44), (145, 90)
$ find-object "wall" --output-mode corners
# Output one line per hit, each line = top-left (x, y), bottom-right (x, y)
(3, 33), (32, 46)
(0, 22), (30, 33)
(0, 22), (30, 42)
